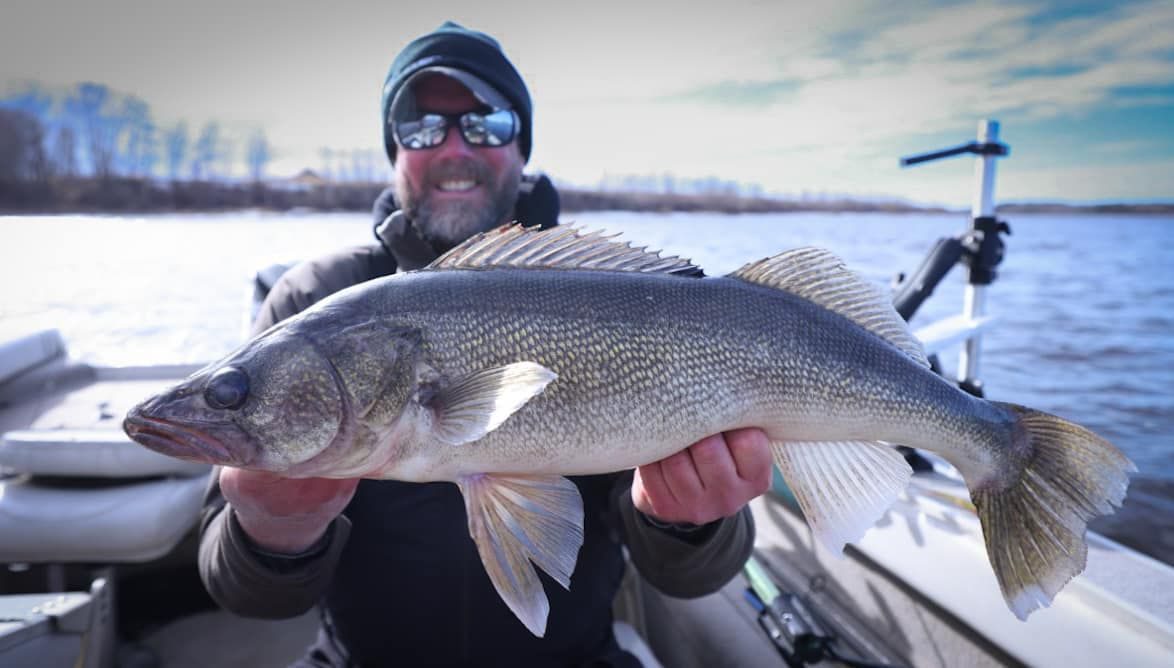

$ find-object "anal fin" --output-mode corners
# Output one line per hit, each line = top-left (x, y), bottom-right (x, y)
(457, 473), (585, 637)
(770, 440), (913, 553)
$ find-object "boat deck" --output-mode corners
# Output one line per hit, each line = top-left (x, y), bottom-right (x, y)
(133, 610), (318, 668)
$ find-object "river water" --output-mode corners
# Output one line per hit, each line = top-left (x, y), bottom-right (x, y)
(1, 210), (1171, 563)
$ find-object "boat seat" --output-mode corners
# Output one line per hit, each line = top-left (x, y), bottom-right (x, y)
(0, 330), (66, 386)
(0, 473), (210, 563)
(0, 429), (209, 478)
(0, 427), (210, 564)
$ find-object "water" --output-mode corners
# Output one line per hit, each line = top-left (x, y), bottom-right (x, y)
(2, 211), (1172, 562)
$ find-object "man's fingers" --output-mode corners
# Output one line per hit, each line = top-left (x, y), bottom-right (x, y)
(689, 433), (739, 491)
(220, 467), (359, 517)
(725, 428), (774, 493)
(661, 447), (704, 505)
(635, 429), (775, 526)
(634, 461), (676, 518)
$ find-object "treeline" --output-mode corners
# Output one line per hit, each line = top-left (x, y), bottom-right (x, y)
(0, 175), (945, 215)
(0, 82), (271, 183)
(0, 176), (387, 213)
(996, 202), (1174, 214)
(558, 187), (942, 214)
(0, 80), (388, 188)
(0, 81), (402, 212)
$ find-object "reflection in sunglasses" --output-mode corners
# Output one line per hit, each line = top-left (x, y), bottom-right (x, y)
(395, 110), (518, 150)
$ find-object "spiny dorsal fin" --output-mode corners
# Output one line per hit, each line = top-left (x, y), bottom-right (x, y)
(731, 247), (929, 367)
(428, 224), (701, 275)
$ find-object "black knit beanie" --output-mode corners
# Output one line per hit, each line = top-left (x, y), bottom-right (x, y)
(381, 22), (532, 164)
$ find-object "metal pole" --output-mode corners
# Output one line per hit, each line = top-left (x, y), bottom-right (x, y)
(958, 120), (999, 385)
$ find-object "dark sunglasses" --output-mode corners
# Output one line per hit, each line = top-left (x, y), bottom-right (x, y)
(392, 109), (519, 150)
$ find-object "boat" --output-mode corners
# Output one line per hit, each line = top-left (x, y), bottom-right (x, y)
(2, 121), (1172, 667)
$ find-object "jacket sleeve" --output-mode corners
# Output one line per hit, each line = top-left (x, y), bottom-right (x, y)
(198, 471), (352, 618)
(612, 473), (755, 598)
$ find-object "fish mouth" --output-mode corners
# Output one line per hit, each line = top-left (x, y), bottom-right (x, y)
(123, 411), (255, 467)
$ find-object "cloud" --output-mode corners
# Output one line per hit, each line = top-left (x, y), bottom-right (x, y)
(533, 0), (1174, 199)
(665, 79), (803, 106)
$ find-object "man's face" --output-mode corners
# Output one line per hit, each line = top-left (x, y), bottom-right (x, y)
(393, 74), (524, 250)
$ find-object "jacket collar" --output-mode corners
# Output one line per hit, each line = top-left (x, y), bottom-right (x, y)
(373, 211), (444, 272)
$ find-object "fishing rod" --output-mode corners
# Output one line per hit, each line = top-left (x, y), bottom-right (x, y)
(743, 556), (906, 668)
(892, 120), (1011, 397)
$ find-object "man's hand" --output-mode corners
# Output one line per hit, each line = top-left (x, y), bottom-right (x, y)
(632, 428), (773, 526)
(219, 468), (359, 554)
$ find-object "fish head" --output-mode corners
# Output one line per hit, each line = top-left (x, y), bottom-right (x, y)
(124, 323), (347, 472)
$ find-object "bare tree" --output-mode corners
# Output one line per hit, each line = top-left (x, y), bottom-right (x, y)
(217, 135), (235, 180)
(164, 122), (188, 181)
(191, 121), (221, 180)
(246, 129), (271, 182)
(0, 108), (48, 182)
(119, 95), (152, 177)
(319, 147), (333, 181)
(351, 149), (366, 183)
(65, 82), (119, 178)
(3, 83), (55, 180)
(52, 125), (78, 178)
(138, 120), (160, 178)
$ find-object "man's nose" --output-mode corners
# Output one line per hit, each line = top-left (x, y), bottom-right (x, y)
(434, 125), (474, 158)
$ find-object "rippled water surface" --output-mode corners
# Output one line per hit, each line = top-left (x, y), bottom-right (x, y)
(2, 211), (1171, 561)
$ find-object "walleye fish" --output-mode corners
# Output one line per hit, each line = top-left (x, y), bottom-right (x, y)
(124, 225), (1134, 636)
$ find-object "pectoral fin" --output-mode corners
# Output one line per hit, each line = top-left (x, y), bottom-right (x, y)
(770, 440), (912, 554)
(430, 362), (556, 445)
(457, 473), (585, 637)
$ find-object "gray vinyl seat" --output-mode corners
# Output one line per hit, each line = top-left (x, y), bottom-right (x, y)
(0, 331), (211, 565)
(0, 428), (210, 564)
(0, 429), (208, 479)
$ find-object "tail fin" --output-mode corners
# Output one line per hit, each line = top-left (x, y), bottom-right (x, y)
(972, 402), (1136, 619)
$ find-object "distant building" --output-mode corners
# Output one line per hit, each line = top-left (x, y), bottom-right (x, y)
(272, 168), (328, 192)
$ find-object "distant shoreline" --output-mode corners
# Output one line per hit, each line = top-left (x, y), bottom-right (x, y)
(992, 202), (1174, 214)
(1, 177), (1171, 215)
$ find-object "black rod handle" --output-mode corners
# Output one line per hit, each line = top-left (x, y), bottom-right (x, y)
(900, 141), (1008, 167)
(900, 142), (976, 166)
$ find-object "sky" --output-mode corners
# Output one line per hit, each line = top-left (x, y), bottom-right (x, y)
(2, 0), (1172, 206)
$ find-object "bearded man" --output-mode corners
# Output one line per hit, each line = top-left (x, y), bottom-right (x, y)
(198, 21), (771, 667)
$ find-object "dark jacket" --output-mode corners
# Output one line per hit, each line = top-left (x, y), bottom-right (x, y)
(198, 175), (755, 667)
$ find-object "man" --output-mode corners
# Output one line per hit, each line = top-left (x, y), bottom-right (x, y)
(198, 22), (772, 667)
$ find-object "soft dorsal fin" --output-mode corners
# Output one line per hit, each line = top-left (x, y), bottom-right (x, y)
(428, 224), (701, 275)
(730, 247), (929, 366)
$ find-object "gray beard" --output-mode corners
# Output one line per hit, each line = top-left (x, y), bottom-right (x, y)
(398, 168), (520, 252)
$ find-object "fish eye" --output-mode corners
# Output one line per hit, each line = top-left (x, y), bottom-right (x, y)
(204, 367), (250, 410)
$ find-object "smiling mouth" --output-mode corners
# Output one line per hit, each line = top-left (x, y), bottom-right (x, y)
(436, 179), (479, 192)
(123, 413), (252, 466)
